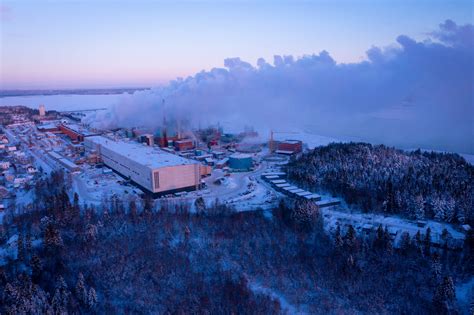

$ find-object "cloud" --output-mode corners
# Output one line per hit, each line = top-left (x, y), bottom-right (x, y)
(92, 20), (474, 154)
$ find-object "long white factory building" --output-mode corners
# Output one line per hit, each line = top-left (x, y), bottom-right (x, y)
(84, 136), (201, 195)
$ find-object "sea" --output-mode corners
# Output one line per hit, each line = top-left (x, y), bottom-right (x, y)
(0, 94), (123, 111)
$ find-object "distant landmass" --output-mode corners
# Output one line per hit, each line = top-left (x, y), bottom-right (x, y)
(0, 87), (151, 97)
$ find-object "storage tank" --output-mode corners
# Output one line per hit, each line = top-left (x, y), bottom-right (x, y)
(229, 153), (252, 171)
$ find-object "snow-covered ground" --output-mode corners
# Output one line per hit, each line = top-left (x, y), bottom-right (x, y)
(456, 277), (474, 313)
(72, 166), (141, 205)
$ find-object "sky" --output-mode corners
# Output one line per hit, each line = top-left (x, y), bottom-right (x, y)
(1, 0), (473, 89)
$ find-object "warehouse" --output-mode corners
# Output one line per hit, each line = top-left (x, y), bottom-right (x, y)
(84, 136), (201, 195)
(59, 124), (101, 142)
(276, 140), (302, 155)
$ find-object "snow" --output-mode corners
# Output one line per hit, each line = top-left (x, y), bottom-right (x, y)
(72, 165), (141, 205)
(86, 136), (197, 168)
(321, 206), (465, 245)
(249, 281), (300, 314)
(456, 277), (474, 311)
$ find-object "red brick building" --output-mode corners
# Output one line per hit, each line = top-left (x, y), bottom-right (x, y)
(277, 140), (302, 154)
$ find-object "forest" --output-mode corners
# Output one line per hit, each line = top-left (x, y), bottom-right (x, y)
(287, 143), (474, 225)
(0, 171), (472, 314)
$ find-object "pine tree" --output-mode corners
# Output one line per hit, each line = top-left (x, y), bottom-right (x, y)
(72, 192), (80, 218)
(129, 199), (138, 223)
(433, 197), (446, 221)
(344, 225), (357, 252)
(195, 197), (206, 215)
(431, 253), (442, 284)
(17, 231), (24, 262)
(52, 276), (70, 314)
(4, 283), (19, 313)
(44, 223), (63, 251)
(25, 232), (32, 257)
(30, 255), (42, 283)
(414, 231), (423, 255)
(334, 226), (344, 250)
(75, 272), (88, 304)
(444, 196), (455, 223)
(414, 195), (425, 220)
(400, 232), (411, 255)
(424, 228), (432, 257)
(373, 225), (385, 251)
(433, 276), (456, 312)
(383, 227), (393, 254)
(87, 287), (98, 309)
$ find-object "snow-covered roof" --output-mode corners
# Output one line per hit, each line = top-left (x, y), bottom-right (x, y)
(270, 179), (287, 184)
(275, 183), (291, 188)
(61, 124), (99, 136)
(295, 191), (312, 197)
(86, 136), (197, 169)
(265, 175), (280, 179)
(303, 194), (321, 200)
(230, 153), (252, 159)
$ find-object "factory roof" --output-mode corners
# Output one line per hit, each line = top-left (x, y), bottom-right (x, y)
(37, 123), (58, 130)
(87, 136), (197, 169)
(270, 179), (287, 184)
(61, 124), (99, 136)
(264, 175), (280, 179)
(275, 183), (291, 188)
(230, 153), (252, 159)
(295, 191), (312, 197)
(303, 194), (322, 200)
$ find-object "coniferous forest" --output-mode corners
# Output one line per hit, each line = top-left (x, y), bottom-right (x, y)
(288, 143), (474, 225)
(1, 170), (473, 314)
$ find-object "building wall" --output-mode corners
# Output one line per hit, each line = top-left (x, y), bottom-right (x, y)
(229, 156), (252, 170)
(59, 125), (83, 142)
(277, 141), (302, 153)
(175, 140), (194, 151)
(98, 143), (154, 191)
(152, 164), (200, 193)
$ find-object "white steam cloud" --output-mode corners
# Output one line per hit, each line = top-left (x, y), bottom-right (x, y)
(91, 20), (474, 154)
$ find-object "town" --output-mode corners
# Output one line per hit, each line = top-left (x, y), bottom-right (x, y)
(0, 104), (468, 252)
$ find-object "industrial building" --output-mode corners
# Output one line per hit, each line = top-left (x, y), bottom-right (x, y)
(48, 151), (81, 172)
(229, 153), (253, 171)
(84, 136), (202, 195)
(59, 124), (101, 142)
(276, 140), (302, 155)
(174, 139), (194, 151)
(139, 134), (154, 146)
